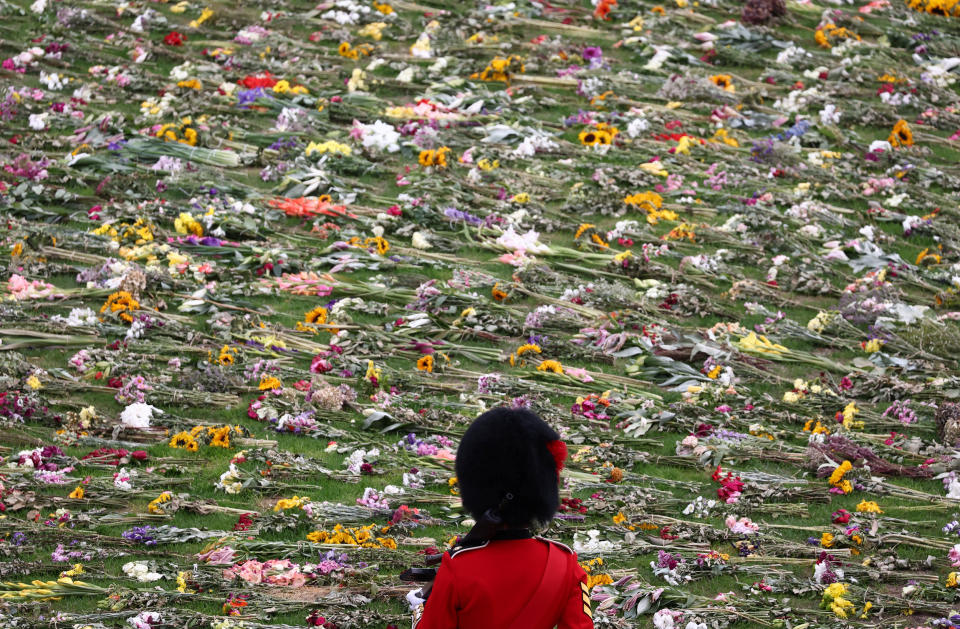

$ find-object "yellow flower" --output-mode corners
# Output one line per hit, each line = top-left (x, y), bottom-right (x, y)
(828, 460), (852, 486)
(305, 140), (352, 157)
(537, 360), (564, 374)
(189, 6), (213, 28)
(947, 572), (958, 588)
(259, 375), (283, 391)
(365, 360), (382, 383)
(416, 355), (434, 373)
(708, 74), (735, 93)
(448, 476), (459, 495)
(358, 22), (388, 40)
(675, 135), (695, 155)
(274, 496), (305, 512)
(612, 512), (627, 525)
(737, 332), (789, 357)
(512, 192), (530, 204)
(169, 431), (198, 451)
(305, 306), (328, 325)
(59, 564), (84, 578)
(862, 338), (883, 353)
(25, 375), (41, 390)
(373, 1), (393, 14)
(516, 343), (542, 356)
(68, 486), (85, 500)
(148, 491), (173, 514)
(174, 212), (203, 237)
(820, 532), (835, 548)
(177, 570), (193, 593)
(856, 500), (882, 514)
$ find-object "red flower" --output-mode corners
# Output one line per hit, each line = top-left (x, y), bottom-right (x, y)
(239, 72), (278, 89)
(131, 450), (149, 461)
(831, 509), (851, 524)
(163, 31), (186, 46)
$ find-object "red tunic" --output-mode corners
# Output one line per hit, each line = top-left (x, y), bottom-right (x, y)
(412, 537), (593, 629)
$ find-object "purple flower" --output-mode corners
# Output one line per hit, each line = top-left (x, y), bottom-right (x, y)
(443, 207), (483, 226)
(237, 87), (272, 107)
(582, 46), (603, 68)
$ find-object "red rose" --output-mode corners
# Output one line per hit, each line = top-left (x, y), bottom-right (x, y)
(131, 450), (148, 461)
(164, 31), (186, 46)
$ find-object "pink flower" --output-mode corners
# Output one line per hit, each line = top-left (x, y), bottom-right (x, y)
(949, 543), (960, 567)
(234, 560), (264, 584)
(197, 546), (237, 565)
(564, 367), (594, 383)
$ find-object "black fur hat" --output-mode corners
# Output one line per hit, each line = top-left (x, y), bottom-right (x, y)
(455, 407), (566, 528)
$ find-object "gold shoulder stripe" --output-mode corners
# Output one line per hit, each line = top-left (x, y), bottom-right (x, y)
(580, 581), (589, 593)
(583, 603), (592, 618)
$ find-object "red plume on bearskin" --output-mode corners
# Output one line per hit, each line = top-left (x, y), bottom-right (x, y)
(545, 440), (567, 475)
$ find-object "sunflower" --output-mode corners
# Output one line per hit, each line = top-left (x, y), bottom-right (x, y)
(218, 345), (236, 365)
(69, 486), (85, 499)
(305, 306), (328, 325)
(491, 283), (508, 301)
(338, 42), (357, 59)
(537, 359), (564, 374)
(210, 426), (231, 448)
(595, 130), (613, 145)
(574, 223), (595, 240)
(709, 74), (735, 93)
(416, 355), (434, 372)
(418, 150), (435, 167)
(516, 343), (542, 356)
(364, 236), (390, 255)
(185, 440), (199, 452)
(578, 130), (599, 146)
(169, 431), (196, 450)
(888, 119), (913, 147)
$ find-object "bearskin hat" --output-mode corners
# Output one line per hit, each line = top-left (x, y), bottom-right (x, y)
(455, 407), (567, 527)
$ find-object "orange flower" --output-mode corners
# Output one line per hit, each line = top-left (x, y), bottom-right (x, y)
(268, 197), (358, 219)
(594, 0), (617, 20)
(492, 283), (508, 301)
(416, 355), (434, 372)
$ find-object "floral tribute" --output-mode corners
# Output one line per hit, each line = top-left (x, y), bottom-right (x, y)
(1, 0), (960, 627)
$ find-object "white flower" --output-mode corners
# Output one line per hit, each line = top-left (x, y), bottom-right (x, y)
(357, 120), (401, 153)
(396, 67), (417, 83)
(411, 232), (432, 250)
(114, 467), (136, 491)
(513, 134), (559, 157)
(122, 561), (162, 583)
(495, 227), (550, 254)
(626, 117), (649, 138)
(30, 0), (46, 13)
(572, 529), (617, 554)
(868, 140), (892, 153)
(947, 477), (960, 499)
(644, 46), (671, 71)
(120, 403), (160, 429)
(39, 71), (65, 91)
(819, 104), (841, 126)
(28, 113), (48, 130)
